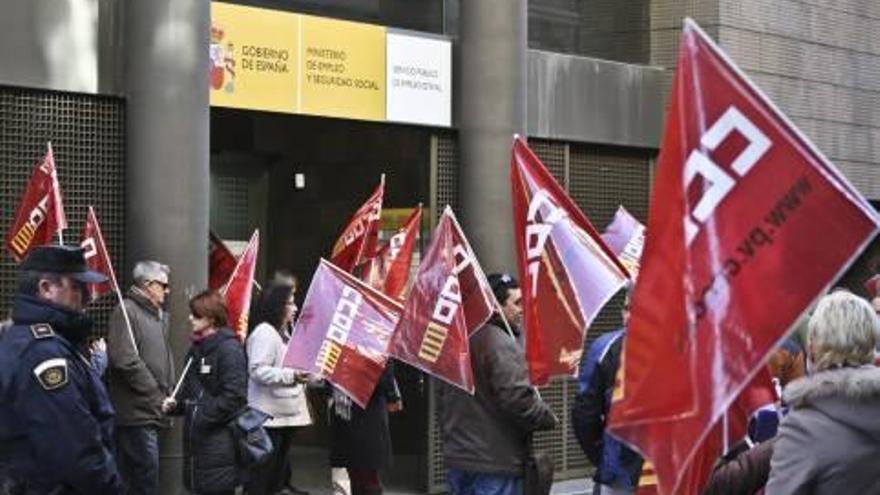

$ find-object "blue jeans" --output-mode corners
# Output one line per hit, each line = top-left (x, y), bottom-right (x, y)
(116, 426), (159, 495)
(447, 468), (523, 495)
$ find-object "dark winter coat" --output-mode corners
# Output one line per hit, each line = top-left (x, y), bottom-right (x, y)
(107, 287), (175, 427)
(702, 437), (776, 495)
(765, 365), (880, 495)
(440, 322), (557, 476)
(176, 329), (248, 494)
(329, 363), (400, 470)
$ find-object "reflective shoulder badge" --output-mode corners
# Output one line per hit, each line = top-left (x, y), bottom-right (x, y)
(33, 358), (68, 391)
(30, 324), (55, 339)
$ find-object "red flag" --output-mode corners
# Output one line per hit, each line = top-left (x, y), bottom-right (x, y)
(389, 206), (494, 393)
(283, 259), (403, 407)
(80, 206), (117, 299)
(608, 19), (879, 494)
(5, 143), (67, 261)
(511, 136), (630, 385)
(209, 231), (238, 291)
(380, 205), (423, 300)
(602, 206), (646, 279)
(330, 176), (385, 273)
(223, 230), (259, 341)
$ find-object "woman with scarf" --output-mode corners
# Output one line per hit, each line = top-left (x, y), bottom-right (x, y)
(170, 290), (248, 495)
(246, 282), (313, 495)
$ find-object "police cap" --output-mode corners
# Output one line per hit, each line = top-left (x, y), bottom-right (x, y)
(20, 245), (108, 284)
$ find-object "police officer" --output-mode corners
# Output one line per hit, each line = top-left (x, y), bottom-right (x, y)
(0, 245), (123, 494)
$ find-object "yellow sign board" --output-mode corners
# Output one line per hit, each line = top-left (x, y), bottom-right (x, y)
(210, 3), (299, 113)
(299, 16), (386, 121)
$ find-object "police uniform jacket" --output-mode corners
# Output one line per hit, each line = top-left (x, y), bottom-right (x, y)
(0, 294), (122, 494)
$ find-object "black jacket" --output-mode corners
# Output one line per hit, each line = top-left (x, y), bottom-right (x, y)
(107, 288), (175, 427)
(175, 329), (248, 494)
(440, 322), (557, 476)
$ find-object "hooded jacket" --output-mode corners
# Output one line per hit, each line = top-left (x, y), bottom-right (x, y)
(440, 322), (557, 476)
(107, 287), (175, 427)
(765, 365), (880, 495)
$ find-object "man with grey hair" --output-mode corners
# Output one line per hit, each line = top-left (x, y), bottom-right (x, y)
(766, 291), (880, 495)
(107, 260), (176, 495)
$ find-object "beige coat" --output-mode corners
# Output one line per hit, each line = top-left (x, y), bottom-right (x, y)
(246, 322), (311, 428)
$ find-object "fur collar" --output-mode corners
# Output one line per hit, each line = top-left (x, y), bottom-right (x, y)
(783, 365), (880, 407)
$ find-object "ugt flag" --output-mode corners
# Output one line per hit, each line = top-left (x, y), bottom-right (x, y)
(330, 175), (385, 273)
(283, 259), (403, 407)
(80, 206), (117, 299)
(223, 230), (259, 341)
(602, 206), (646, 279)
(209, 231), (238, 291)
(511, 136), (630, 385)
(608, 19), (880, 494)
(374, 205), (422, 300)
(389, 206), (494, 394)
(5, 143), (67, 261)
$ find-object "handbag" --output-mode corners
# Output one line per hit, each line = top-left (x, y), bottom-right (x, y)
(228, 406), (274, 466)
(523, 450), (554, 495)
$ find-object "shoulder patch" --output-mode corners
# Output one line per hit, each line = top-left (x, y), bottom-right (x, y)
(30, 324), (55, 339)
(33, 358), (68, 390)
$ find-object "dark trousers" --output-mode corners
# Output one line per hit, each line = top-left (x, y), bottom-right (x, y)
(246, 427), (294, 495)
(116, 426), (160, 495)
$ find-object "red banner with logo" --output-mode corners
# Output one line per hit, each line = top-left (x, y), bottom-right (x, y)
(370, 205), (422, 300)
(602, 206), (646, 280)
(5, 143), (67, 261)
(223, 230), (259, 341)
(330, 176), (385, 273)
(80, 206), (117, 299)
(389, 207), (494, 394)
(511, 136), (630, 385)
(283, 259), (404, 407)
(608, 19), (880, 494)
(209, 231), (238, 291)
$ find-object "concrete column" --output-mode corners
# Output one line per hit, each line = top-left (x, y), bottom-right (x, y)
(457, 0), (527, 273)
(124, 0), (210, 492)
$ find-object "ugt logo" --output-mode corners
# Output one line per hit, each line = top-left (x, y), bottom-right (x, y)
(684, 106), (771, 245)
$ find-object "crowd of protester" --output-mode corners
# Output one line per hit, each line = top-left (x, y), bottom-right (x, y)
(1, 245), (880, 495)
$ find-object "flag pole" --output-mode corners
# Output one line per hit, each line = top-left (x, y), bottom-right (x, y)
(171, 357), (193, 399)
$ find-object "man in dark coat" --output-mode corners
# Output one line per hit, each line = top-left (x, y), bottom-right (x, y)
(440, 273), (557, 495)
(0, 245), (123, 494)
(107, 260), (176, 495)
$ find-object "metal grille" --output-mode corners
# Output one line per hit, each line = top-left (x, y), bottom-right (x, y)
(0, 86), (126, 335)
(434, 132), (459, 220)
(211, 175), (250, 240)
(529, 138), (567, 187)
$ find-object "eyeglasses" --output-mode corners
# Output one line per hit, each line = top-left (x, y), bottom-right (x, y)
(150, 280), (169, 291)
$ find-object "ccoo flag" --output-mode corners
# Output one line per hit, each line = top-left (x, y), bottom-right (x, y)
(5, 143), (67, 261)
(602, 206), (646, 280)
(283, 259), (403, 408)
(330, 176), (385, 273)
(223, 230), (259, 341)
(209, 231), (238, 291)
(389, 206), (494, 394)
(376, 205), (423, 300)
(608, 19), (880, 494)
(511, 136), (630, 385)
(80, 206), (117, 299)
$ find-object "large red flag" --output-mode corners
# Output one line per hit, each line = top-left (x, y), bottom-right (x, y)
(5, 143), (67, 261)
(283, 259), (403, 407)
(378, 205), (422, 300)
(330, 176), (385, 273)
(608, 19), (880, 494)
(209, 231), (238, 291)
(511, 136), (630, 385)
(80, 206), (117, 299)
(223, 230), (259, 341)
(389, 206), (494, 393)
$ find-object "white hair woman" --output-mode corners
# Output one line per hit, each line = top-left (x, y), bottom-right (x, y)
(765, 291), (880, 495)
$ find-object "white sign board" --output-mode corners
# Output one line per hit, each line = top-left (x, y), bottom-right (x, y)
(386, 32), (452, 127)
